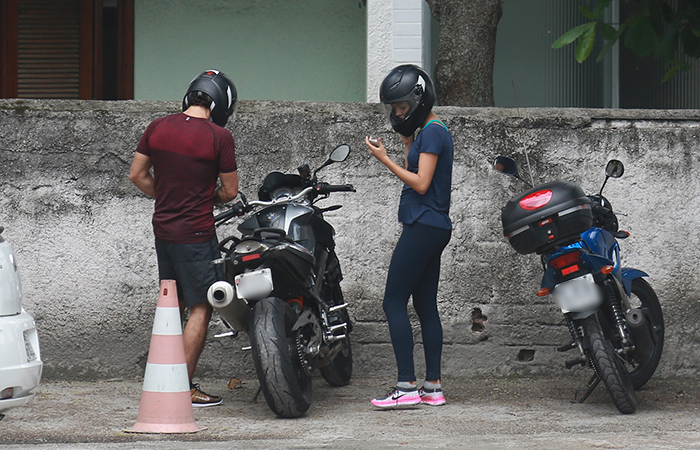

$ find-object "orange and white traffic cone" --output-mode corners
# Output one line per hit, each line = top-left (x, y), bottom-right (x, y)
(126, 279), (205, 433)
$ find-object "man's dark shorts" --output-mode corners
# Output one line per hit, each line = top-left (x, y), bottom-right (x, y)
(155, 237), (223, 308)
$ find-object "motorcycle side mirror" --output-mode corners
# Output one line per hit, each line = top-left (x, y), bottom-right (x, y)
(329, 144), (351, 163)
(493, 156), (532, 187)
(605, 160), (625, 178)
(493, 156), (519, 176)
(599, 159), (624, 195)
(314, 144), (351, 177)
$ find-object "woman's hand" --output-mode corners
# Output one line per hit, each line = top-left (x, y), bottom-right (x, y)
(365, 136), (388, 163)
(363, 135), (437, 195)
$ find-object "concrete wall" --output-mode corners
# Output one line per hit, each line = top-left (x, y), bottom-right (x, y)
(1, 99), (699, 382)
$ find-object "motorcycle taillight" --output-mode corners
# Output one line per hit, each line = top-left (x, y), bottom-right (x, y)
(519, 189), (553, 210)
(550, 250), (582, 276)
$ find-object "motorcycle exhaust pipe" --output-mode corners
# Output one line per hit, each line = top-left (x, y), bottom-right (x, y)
(207, 281), (251, 333)
(626, 308), (654, 364)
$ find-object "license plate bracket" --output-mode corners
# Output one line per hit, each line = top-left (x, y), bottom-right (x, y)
(552, 273), (602, 313)
(234, 268), (273, 300)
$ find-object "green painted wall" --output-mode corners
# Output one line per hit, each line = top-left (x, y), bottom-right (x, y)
(134, 0), (366, 102)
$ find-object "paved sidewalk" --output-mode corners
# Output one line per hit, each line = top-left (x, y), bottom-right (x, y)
(0, 376), (699, 449)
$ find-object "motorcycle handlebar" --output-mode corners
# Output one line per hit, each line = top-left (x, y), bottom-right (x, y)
(214, 209), (238, 223)
(247, 186), (316, 208)
(214, 198), (249, 223)
(214, 183), (354, 226)
(315, 183), (356, 195)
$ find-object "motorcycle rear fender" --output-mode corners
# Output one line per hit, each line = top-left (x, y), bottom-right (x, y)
(621, 268), (648, 296)
(568, 310), (597, 320)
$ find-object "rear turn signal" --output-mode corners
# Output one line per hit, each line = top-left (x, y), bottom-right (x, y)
(536, 288), (550, 297)
(601, 265), (614, 274)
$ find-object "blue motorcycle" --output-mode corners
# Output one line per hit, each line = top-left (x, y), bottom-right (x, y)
(494, 157), (664, 414)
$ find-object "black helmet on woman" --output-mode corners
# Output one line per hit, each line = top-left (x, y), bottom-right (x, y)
(182, 69), (238, 127)
(379, 64), (436, 137)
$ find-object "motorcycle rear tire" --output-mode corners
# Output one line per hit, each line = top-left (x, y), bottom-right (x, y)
(249, 297), (313, 418)
(319, 283), (353, 387)
(627, 278), (664, 390)
(583, 314), (637, 414)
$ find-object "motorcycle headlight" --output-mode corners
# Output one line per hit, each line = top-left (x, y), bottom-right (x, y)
(234, 240), (268, 254)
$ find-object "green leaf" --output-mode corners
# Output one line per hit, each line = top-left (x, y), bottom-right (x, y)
(596, 23), (627, 62)
(596, 39), (615, 62)
(601, 23), (617, 41)
(624, 16), (660, 56)
(654, 28), (679, 60)
(580, 6), (597, 20)
(593, 0), (611, 17)
(660, 59), (691, 82)
(661, 63), (681, 83)
(681, 27), (700, 57)
(552, 22), (594, 49)
(576, 22), (597, 62)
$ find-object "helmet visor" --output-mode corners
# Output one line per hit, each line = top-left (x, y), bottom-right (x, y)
(382, 98), (419, 129)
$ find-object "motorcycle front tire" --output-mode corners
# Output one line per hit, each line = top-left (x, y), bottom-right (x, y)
(249, 297), (313, 418)
(583, 314), (637, 414)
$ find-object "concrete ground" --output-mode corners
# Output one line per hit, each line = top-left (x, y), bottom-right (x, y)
(0, 376), (699, 449)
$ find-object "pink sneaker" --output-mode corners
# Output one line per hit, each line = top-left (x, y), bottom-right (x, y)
(371, 386), (421, 409)
(419, 387), (446, 406)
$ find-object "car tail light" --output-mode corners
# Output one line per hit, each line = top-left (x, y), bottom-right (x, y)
(1, 387), (13, 400)
(519, 190), (553, 210)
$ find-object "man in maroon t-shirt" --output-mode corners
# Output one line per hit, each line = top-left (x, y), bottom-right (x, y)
(129, 70), (239, 407)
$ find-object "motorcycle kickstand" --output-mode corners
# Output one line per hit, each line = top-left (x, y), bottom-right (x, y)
(573, 374), (600, 404)
(252, 385), (263, 403)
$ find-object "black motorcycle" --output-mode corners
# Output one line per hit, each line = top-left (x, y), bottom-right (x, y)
(207, 144), (355, 418)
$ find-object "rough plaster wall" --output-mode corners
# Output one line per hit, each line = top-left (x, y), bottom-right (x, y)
(1, 99), (699, 382)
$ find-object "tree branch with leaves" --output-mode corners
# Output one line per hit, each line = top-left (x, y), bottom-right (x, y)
(552, 0), (700, 81)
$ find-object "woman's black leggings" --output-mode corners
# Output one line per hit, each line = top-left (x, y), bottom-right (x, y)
(383, 222), (451, 382)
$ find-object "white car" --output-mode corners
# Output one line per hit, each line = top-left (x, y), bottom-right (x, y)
(0, 227), (42, 416)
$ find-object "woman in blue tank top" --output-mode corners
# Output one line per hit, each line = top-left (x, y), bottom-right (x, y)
(365, 65), (453, 409)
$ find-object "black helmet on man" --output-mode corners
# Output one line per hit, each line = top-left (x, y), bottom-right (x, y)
(182, 69), (238, 127)
(379, 65), (436, 137)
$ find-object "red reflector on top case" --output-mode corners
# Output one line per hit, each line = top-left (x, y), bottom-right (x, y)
(242, 254), (261, 262)
(519, 190), (553, 210)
